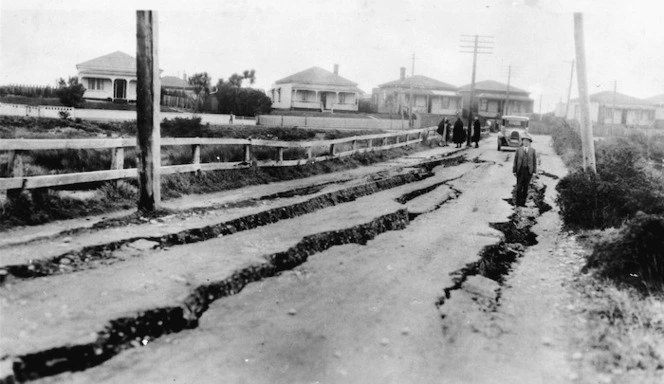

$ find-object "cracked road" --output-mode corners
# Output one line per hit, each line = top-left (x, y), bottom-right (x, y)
(1, 135), (574, 383)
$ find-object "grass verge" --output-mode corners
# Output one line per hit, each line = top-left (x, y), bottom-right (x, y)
(571, 266), (664, 382)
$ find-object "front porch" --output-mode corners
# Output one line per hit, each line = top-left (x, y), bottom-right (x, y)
(80, 75), (136, 101)
(292, 88), (358, 111)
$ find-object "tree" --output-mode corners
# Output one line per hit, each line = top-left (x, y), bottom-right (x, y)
(188, 72), (211, 112)
(213, 69), (269, 117)
(55, 76), (86, 107)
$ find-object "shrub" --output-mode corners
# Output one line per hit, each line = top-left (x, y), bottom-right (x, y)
(161, 117), (204, 137)
(55, 77), (86, 108)
(585, 213), (664, 292)
(550, 118), (582, 168)
(556, 136), (664, 229)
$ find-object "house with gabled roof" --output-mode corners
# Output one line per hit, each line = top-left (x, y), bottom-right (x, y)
(76, 51), (138, 102)
(458, 80), (534, 118)
(563, 91), (656, 126)
(269, 65), (361, 111)
(372, 67), (462, 115)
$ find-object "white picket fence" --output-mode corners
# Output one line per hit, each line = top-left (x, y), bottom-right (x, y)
(0, 102), (256, 126)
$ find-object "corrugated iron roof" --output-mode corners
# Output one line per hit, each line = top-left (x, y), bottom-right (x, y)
(572, 91), (654, 108)
(76, 51), (136, 72)
(275, 67), (358, 88)
(459, 80), (529, 95)
(161, 76), (191, 88)
(378, 75), (457, 90)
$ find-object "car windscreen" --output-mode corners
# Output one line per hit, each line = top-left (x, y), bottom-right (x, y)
(504, 119), (528, 128)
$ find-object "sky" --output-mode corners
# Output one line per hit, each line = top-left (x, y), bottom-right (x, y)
(1, 0), (663, 113)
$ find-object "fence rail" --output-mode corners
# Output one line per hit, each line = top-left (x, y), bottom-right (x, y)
(1, 127), (434, 191)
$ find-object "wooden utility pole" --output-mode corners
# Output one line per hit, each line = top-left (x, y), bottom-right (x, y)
(136, 10), (161, 211)
(408, 53), (415, 129)
(539, 94), (543, 116)
(573, 13), (596, 173)
(504, 64), (512, 115)
(460, 34), (493, 146)
(564, 60), (575, 119)
(612, 80), (617, 125)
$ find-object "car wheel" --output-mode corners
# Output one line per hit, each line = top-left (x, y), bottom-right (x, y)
(497, 140), (502, 151)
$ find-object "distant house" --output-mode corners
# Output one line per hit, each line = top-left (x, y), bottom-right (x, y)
(646, 94), (664, 127)
(458, 80), (534, 118)
(562, 91), (656, 126)
(372, 67), (462, 115)
(161, 75), (195, 95)
(76, 51), (137, 102)
(269, 65), (361, 112)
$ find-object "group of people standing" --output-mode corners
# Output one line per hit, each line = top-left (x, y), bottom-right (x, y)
(437, 114), (482, 148)
(436, 114), (537, 208)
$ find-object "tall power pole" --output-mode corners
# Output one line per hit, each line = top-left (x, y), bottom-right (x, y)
(502, 65), (520, 116)
(612, 80), (617, 125)
(408, 53), (416, 129)
(574, 13), (596, 173)
(460, 34), (493, 146)
(539, 94), (543, 116)
(136, 10), (162, 211)
(564, 59), (575, 119)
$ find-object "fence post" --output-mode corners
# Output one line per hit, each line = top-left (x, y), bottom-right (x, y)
(6, 150), (24, 199)
(111, 147), (125, 170)
(307, 146), (313, 161)
(329, 143), (335, 156)
(244, 142), (252, 163)
(382, 137), (388, 147)
(192, 144), (201, 173)
(367, 139), (373, 151)
(277, 147), (284, 162)
(352, 139), (357, 152)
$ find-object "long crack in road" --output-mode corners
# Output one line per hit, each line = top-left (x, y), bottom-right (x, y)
(0, 138), (571, 383)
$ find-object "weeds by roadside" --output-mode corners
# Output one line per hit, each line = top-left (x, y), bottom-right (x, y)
(571, 269), (664, 382)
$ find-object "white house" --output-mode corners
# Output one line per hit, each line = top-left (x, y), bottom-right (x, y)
(269, 65), (361, 112)
(559, 91), (656, 126)
(76, 51), (138, 102)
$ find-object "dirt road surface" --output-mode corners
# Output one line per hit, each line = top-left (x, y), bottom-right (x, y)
(0, 135), (584, 383)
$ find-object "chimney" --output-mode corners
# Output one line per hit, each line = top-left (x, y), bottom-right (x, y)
(400, 67), (406, 80)
(333, 64), (339, 75)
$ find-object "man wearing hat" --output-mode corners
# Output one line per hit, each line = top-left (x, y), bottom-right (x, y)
(512, 133), (537, 207)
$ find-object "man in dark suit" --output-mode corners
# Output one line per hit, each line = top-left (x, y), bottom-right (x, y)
(512, 134), (537, 207)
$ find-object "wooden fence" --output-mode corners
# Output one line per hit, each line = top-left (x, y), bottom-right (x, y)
(0, 127), (434, 192)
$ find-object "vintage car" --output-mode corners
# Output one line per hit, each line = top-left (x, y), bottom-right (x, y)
(497, 115), (530, 151)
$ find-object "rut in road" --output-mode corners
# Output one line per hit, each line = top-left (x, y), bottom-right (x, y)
(437, 175), (552, 313)
(1, 156), (470, 384)
(0, 155), (465, 286)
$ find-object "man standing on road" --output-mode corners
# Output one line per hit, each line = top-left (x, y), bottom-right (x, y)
(513, 134), (536, 207)
(471, 115), (481, 148)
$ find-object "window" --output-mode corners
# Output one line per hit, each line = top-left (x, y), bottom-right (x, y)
(442, 97), (450, 109)
(480, 99), (488, 111)
(87, 78), (104, 90)
(339, 93), (347, 104)
(277, 88), (281, 102)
